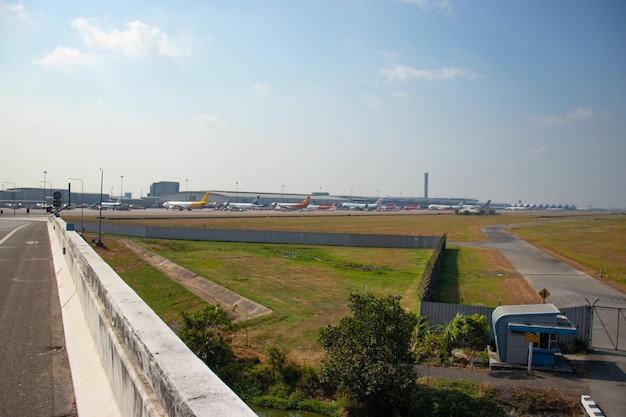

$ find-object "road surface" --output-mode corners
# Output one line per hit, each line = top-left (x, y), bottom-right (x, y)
(0, 217), (76, 417)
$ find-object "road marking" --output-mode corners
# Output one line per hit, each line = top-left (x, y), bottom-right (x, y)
(0, 223), (31, 246)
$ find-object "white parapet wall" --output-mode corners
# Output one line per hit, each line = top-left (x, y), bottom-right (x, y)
(49, 216), (257, 417)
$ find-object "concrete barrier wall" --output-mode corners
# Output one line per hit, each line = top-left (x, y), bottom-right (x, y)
(50, 216), (257, 417)
(79, 222), (442, 248)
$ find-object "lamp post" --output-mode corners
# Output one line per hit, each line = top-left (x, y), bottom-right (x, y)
(185, 179), (188, 192)
(235, 181), (238, 202)
(3, 182), (16, 215)
(39, 180), (52, 211)
(120, 175), (124, 200)
(43, 170), (47, 208)
(97, 168), (104, 247)
(68, 177), (84, 234)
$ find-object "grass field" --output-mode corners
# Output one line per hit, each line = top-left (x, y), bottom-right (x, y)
(84, 210), (626, 362)
(65, 210), (588, 241)
(96, 237), (432, 362)
(509, 214), (626, 290)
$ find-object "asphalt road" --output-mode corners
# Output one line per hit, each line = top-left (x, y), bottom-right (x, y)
(455, 225), (626, 417)
(0, 217), (75, 417)
(464, 226), (626, 308)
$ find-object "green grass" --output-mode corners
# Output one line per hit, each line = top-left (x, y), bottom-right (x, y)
(432, 246), (540, 306)
(98, 238), (207, 323)
(99, 237), (431, 362)
(511, 214), (626, 288)
(90, 211), (626, 361)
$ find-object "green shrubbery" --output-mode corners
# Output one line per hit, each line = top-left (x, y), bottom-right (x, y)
(176, 295), (568, 417)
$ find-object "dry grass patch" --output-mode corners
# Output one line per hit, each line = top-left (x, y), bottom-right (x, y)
(63, 210), (589, 241)
(510, 214), (626, 293)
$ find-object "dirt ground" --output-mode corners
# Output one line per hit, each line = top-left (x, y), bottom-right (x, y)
(415, 361), (587, 395)
(414, 354), (589, 416)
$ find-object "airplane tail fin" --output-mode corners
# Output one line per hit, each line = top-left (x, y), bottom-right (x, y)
(303, 196), (311, 204)
(252, 195), (260, 204)
(201, 192), (210, 204)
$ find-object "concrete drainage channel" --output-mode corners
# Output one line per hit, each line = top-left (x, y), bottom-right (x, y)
(119, 239), (272, 322)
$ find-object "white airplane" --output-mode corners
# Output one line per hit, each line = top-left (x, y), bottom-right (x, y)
(163, 192), (210, 211)
(505, 205), (527, 211)
(342, 198), (383, 211)
(224, 195), (263, 210)
(456, 200), (492, 214)
(275, 196), (311, 210)
(100, 199), (123, 210)
(461, 200), (491, 210)
(427, 201), (464, 210)
(306, 202), (337, 211)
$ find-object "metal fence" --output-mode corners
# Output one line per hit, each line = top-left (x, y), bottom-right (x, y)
(419, 301), (590, 345)
(78, 222), (444, 249)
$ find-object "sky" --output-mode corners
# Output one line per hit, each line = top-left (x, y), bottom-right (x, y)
(1, 1), (625, 209)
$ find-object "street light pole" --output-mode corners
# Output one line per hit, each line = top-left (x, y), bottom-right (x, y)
(97, 168), (104, 247)
(68, 177), (84, 234)
(39, 180), (52, 211)
(43, 170), (47, 209)
(120, 175), (124, 200)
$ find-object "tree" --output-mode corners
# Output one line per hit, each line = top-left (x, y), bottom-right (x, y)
(448, 313), (490, 369)
(318, 292), (419, 416)
(178, 304), (234, 371)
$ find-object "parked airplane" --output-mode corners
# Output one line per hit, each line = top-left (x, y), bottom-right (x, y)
(163, 192), (210, 211)
(275, 196), (311, 210)
(400, 204), (420, 210)
(90, 200), (128, 210)
(427, 201), (463, 210)
(505, 205), (527, 211)
(342, 198), (384, 211)
(380, 203), (398, 211)
(457, 200), (492, 214)
(306, 202), (337, 211)
(462, 200), (491, 210)
(224, 195), (263, 211)
(99, 200), (123, 210)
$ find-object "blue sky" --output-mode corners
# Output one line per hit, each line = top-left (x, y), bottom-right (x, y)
(1, 1), (625, 208)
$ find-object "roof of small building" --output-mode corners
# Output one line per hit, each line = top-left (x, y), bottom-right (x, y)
(492, 303), (560, 325)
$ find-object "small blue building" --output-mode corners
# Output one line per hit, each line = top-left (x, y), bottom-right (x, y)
(492, 304), (578, 367)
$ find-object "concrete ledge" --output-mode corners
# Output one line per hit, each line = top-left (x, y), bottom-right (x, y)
(49, 217), (257, 417)
(49, 219), (122, 417)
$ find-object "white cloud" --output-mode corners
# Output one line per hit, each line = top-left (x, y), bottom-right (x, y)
(253, 83), (272, 96)
(0, 1), (26, 18)
(197, 114), (230, 130)
(379, 64), (479, 81)
(530, 107), (609, 127)
(401, 0), (454, 13)
(34, 46), (96, 68)
(71, 18), (187, 57)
